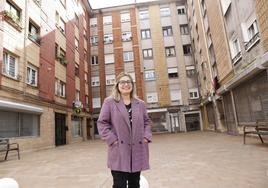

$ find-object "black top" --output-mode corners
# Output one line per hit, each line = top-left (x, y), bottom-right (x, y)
(125, 103), (132, 129)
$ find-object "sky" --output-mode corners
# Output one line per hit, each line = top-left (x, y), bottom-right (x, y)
(88, 0), (156, 9)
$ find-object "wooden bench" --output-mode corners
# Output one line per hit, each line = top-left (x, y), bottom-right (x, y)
(0, 138), (20, 161)
(243, 121), (268, 144)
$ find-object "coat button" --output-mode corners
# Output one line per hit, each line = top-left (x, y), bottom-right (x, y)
(121, 140), (123, 144)
(139, 141), (142, 144)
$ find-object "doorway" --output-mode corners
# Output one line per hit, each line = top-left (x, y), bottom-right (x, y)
(55, 113), (66, 146)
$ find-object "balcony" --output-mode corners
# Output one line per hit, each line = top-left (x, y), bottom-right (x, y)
(3, 10), (22, 31)
(232, 51), (242, 65)
(245, 33), (260, 52)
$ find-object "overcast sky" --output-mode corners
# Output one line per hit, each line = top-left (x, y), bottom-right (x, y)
(89, 0), (156, 9)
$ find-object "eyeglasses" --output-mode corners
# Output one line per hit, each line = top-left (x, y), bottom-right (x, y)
(118, 80), (132, 85)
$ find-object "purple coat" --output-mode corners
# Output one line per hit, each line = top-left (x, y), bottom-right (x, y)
(97, 96), (152, 172)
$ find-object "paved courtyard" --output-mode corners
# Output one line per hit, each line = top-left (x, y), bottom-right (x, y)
(0, 132), (268, 188)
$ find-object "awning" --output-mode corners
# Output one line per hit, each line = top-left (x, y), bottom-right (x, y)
(0, 100), (43, 114)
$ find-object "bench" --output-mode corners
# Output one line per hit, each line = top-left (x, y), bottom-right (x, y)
(0, 138), (20, 161)
(243, 121), (268, 144)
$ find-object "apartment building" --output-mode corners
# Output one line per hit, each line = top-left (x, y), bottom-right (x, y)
(0, 0), (92, 151)
(90, 0), (201, 134)
(188, 0), (268, 135)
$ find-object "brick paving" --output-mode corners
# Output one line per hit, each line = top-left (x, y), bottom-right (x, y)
(0, 132), (268, 188)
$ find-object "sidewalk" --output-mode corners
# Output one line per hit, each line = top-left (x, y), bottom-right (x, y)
(0, 132), (268, 188)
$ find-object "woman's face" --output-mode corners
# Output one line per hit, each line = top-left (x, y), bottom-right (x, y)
(118, 76), (133, 96)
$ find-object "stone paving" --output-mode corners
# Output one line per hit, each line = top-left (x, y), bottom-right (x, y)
(0, 132), (268, 188)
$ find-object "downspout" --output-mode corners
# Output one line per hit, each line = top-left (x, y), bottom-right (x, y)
(22, 0), (29, 95)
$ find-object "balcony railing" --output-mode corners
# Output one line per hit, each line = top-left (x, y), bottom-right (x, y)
(245, 33), (260, 51)
(232, 51), (242, 65)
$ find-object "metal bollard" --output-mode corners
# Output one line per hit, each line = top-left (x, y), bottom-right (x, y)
(0, 178), (19, 188)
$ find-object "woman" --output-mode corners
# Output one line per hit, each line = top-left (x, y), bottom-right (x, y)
(97, 72), (152, 188)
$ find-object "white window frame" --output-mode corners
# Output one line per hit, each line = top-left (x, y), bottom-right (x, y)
(189, 88), (199, 99)
(123, 51), (134, 62)
(91, 55), (98, 65)
(106, 74), (115, 86)
(27, 64), (38, 87)
(146, 92), (158, 103)
(145, 70), (155, 81)
(90, 18), (97, 27)
(142, 49), (153, 59)
(180, 24), (189, 35)
(75, 38), (79, 50)
(103, 15), (112, 25)
(122, 31), (132, 41)
(139, 10), (149, 20)
(163, 26), (173, 36)
(55, 79), (66, 97)
(3, 51), (18, 79)
(160, 7), (171, 17)
(90, 36), (98, 45)
(121, 12), (130, 22)
(165, 46), (176, 57)
(177, 6), (186, 15)
(168, 67), (178, 78)
(141, 29), (151, 39)
(104, 34), (113, 44)
(105, 54), (114, 64)
(59, 18), (65, 34)
(91, 76), (100, 87)
(186, 65), (196, 77)
(93, 98), (101, 108)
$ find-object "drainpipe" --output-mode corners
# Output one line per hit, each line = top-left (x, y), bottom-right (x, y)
(22, 0), (29, 95)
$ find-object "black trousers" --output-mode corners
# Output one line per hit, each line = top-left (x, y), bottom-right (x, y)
(111, 170), (140, 188)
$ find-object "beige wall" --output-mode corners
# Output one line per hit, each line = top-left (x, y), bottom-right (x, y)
(256, 0), (268, 51)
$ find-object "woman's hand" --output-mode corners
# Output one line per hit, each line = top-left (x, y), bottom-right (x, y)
(144, 138), (149, 143)
(111, 140), (118, 146)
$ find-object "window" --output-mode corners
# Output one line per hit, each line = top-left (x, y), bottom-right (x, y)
(84, 73), (88, 83)
(55, 79), (66, 97)
(145, 70), (155, 80)
(122, 32), (132, 41)
(123, 51), (134, 62)
(93, 98), (101, 108)
(92, 76), (100, 87)
(189, 88), (199, 99)
(177, 6), (186, 15)
(75, 14), (79, 27)
(103, 16), (112, 25)
(247, 20), (259, 41)
(142, 49), (153, 59)
(3, 51), (18, 79)
(75, 38), (79, 50)
(170, 90), (181, 101)
(59, 18), (65, 34)
(121, 12), (130, 22)
(183, 45), (192, 55)
(180, 24), (189, 35)
(200, 0), (207, 16)
(168, 67), (178, 78)
(105, 54), (114, 64)
(75, 63), (79, 76)
(186, 66), (196, 77)
(85, 95), (89, 106)
(146, 92), (158, 103)
(229, 38), (242, 64)
(5, 0), (21, 23)
(91, 55), (98, 65)
(55, 43), (58, 57)
(28, 21), (40, 44)
(141, 29), (151, 39)
(72, 116), (82, 137)
(139, 10), (149, 19)
(163, 26), (173, 36)
(60, 0), (66, 7)
(165, 46), (176, 57)
(90, 36), (98, 45)
(0, 111), (40, 138)
(160, 7), (170, 17)
(106, 74), (115, 85)
(27, 64), (38, 86)
(104, 34), (113, 44)
(75, 90), (80, 101)
(90, 18), (97, 27)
